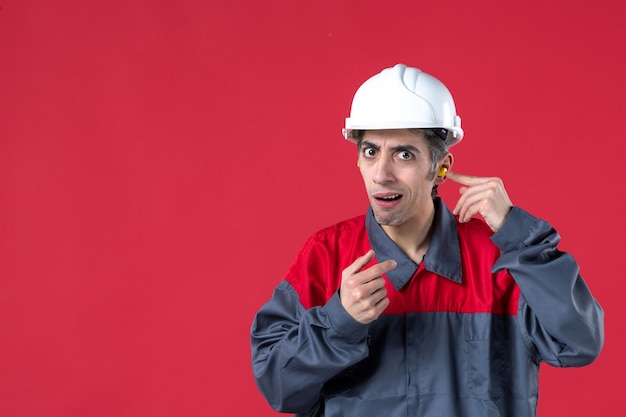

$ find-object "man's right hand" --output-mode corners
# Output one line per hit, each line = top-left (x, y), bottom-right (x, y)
(339, 250), (397, 324)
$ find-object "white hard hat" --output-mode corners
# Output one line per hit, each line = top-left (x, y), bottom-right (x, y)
(343, 64), (464, 146)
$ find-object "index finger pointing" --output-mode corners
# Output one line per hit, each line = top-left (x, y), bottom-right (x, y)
(445, 170), (486, 186)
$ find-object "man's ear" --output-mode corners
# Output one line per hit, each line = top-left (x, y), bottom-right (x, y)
(434, 153), (454, 185)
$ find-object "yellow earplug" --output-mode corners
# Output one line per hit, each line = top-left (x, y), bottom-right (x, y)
(438, 167), (448, 177)
(357, 160), (360, 168)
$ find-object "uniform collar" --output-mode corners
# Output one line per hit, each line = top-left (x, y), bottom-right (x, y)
(365, 197), (463, 290)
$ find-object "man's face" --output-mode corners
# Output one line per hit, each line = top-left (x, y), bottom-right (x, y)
(358, 129), (445, 228)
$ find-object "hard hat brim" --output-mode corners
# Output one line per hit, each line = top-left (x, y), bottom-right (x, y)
(343, 125), (464, 147)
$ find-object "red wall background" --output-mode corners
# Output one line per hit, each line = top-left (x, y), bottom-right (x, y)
(1, 1), (624, 416)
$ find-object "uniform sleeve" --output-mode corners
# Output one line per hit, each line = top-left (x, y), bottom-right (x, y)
(250, 281), (370, 414)
(491, 206), (604, 367)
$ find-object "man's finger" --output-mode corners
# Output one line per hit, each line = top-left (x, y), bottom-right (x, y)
(346, 249), (376, 275)
(365, 259), (397, 278)
(445, 170), (489, 186)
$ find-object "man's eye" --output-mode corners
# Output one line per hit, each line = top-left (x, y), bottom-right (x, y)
(363, 148), (377, 157)
(398, 151), (413, 160)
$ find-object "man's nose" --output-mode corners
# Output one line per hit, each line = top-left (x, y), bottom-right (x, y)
(373, 156), (395, 184)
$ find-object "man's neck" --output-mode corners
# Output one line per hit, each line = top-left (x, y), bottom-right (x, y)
(381, 204), (436, 265)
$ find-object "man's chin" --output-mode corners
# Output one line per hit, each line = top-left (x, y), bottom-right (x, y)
(373, 211), (405, 227)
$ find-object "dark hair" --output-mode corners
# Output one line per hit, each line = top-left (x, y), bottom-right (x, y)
(409, 129), (449, 180)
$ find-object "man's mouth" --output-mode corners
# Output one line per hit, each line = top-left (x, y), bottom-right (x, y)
(375, 194), (402, 201)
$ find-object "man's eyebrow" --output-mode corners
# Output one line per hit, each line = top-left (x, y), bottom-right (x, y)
(359, 140), (379, 150)
(390, 144), (421, 154)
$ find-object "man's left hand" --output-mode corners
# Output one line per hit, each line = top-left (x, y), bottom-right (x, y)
(445, 171), (513, 233)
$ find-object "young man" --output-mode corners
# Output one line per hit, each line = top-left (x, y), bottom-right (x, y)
(250, 64), (604, 417)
